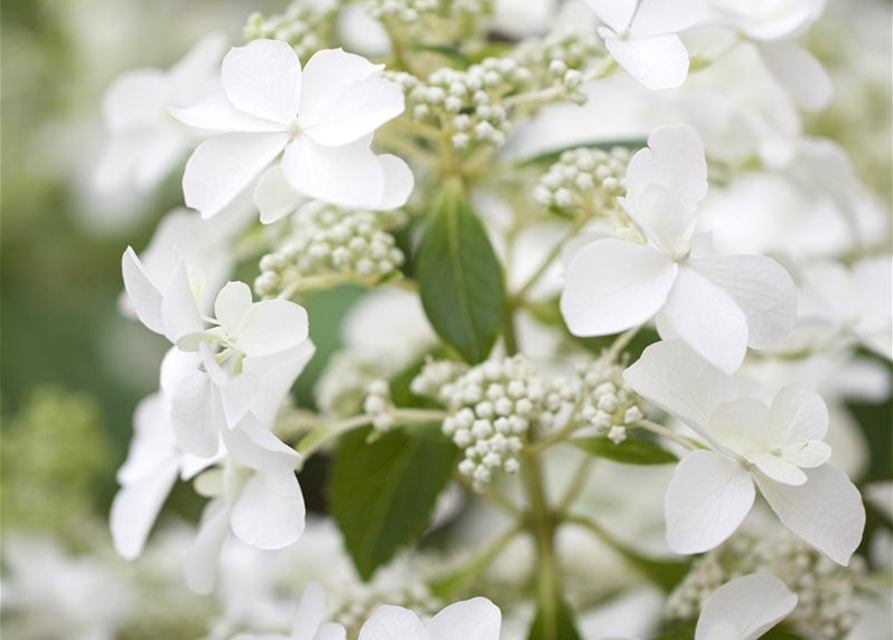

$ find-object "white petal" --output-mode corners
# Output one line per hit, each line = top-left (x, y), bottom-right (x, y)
(102, 69), (168, 133)
(235, 299), (309, 358)
(620, 183), (694, 258)
(117, 394), (177, 484)
(243, 342), (316, 430)
(659, 265), (748, 374)
(292, 582), (325, 640)
(623, 340), (739, 433)
(749, 452), (808, 486)
(281, 135), (385, 208)
(665, 450), (755, 554)
(219, 372), (260, 428)
(255, 165), (304, 224)
(377, 154), (415, 210)
(231, 471), (305, 550)
(183, 132), (288, 219)
(300, 49), (402, 145)
(632, 0), (712, 37)
(427, 598), (501, 640)
(690, 254), (797, 350)
(781, 440), (832, 469)
(167, 32), (228, 104)
(626, 124), (708, 212)
(223, 414), (299, 474)
(756, 464), (865, 566)
(133, 129), (188, 192)
(315, 624), (347, 640)
(110, 460), (179, 560)
(759, 42), (832, 112)
(122, 247), (164, 334)
(358, 605), (429, 640)
(581, 0), (638, 32)
(184, 499), (230, 595)
(221, 39), (301, 124)
(768, 384), (829, 444)
(170, 93), (285, 132)
(171, 370), (222, 457)
(707, 397), (774, 457)
(215, 281), (253, 335)
(160, 258), (205, 343)
(695, 574), (797, 640)
(606, 34), (690, 91)
(560, 238), (677, 336)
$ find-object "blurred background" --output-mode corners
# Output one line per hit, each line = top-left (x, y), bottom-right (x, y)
(1, 0), (891, 638)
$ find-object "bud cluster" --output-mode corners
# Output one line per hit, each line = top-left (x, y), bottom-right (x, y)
(254, 203), (406, 297)
(534, 147), (631, 216)
(514, 30), (606, 100)
(330, 574), (440, 637)
(244, 1), (335, 60)
(364, 379), (396, 432)
(666, 531), (866, 640)
(316, 352), (392, 418)
(414, 356), (561, 489)
(573, 358), (643, 444)
(363, 0), (491, 25)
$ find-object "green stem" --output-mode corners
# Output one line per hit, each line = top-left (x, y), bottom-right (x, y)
(430, 524), (523, 598)
(521, 450), (558, 622)
(513, 216), (589, 303)
(556, 457), (594, 514)
(634, 419), (703, 451)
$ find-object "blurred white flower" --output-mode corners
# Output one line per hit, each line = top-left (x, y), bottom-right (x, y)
(170, 39), (413, 219)
(604, 573), (798, 640)
(358, 598), (501, 640)
(561, 124), (797, 373)
(95, 33), (227, 193)
(624, 340), (865, 565)
(233, 582), (346, 640)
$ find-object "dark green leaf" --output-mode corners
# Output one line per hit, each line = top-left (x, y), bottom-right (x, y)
(329, 425), (459, 581)
(410, 42), (469, 67)
(417, 179), (506, 364)
(526, 586), (583, 640)
(521, 138), (648, 166)
(572, 327), (660, 363)
(573, 436), (677, 465)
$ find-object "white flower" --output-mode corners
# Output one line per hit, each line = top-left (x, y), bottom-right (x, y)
(582, 0), (710, 90)
(561, 124), (797, 374)
(800, 255), (893, 361)
(170, 39), (413, 220)
(624, 340), (865, 565)
(706, 0), (832, 110)
(357, 597), (501, 640)
(95, 34), (226, 192)
(123, 248), (312, 456)
(233, 582), (346, 640)
(604, 573), (797, 640)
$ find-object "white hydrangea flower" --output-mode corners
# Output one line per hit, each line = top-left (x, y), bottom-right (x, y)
(170, 39), (414, 219)
(605, 573), (798, 640)
(799, 255), (893, 361)
(357, 597), (500, 640)
(624, 340), (865, 565)
(561, 124), (797, 374)
(706, 0), (833, 110)
(582, 0), (710, 90)
(232, 582), (346, 640)
(95, 34), (227, 193)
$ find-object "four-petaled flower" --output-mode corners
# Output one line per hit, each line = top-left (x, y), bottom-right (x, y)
(171, 39), (413, 220)
(561, 124), (797, 374)
(624, 340), (865, 565)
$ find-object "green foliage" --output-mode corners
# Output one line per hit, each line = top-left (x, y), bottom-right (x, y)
(417, 179), (506, 364)
(572, 436), (678, 465)
(329, 424), (460, 580)
(526, 585), (583, 640)
(1, 387), (113, 543)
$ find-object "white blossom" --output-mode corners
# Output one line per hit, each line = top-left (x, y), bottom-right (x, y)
(624, 340), (865, 565)
(357, 597), (501, 640)
(170, 39), (413, 219)
(95, 34), (226, 192)
(232, 582), (347, 640)
(561, 124), (797, 374)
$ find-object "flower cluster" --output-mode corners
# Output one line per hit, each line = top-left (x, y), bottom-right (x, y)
(364, 0), (492, 25)
(666, 531), (866, 640)
(416, 355), (559, 488)
(513, 29), (604, 93)
(329, 573), (441, 636)
(243, 1), (335, 60)
(255, 203), (406, 297)
(533, 146), (631, 216)
(574, 358), (643, 444)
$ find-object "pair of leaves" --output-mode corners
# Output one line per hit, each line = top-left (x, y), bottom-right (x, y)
(328, 424), (459, 581)
(417, 179), (506, 364)
(573, 436), (677, 466)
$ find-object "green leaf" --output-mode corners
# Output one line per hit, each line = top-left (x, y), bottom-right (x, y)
(520, 137), (648, 166)
(329, 424), (460, 581)
(572, 327), (660, 363)
(572, 436), (677, 465)
(526, 586), (583, 640)
(410, 42), (469, 68)
(615, 545), (691, 593)
(417, 179), (506, 364)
